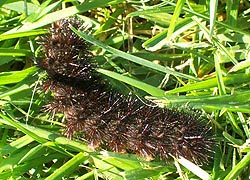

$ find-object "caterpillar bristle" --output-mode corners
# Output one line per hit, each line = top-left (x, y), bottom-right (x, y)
(38, 18), (94, 82)
(38, 17), (215, 165)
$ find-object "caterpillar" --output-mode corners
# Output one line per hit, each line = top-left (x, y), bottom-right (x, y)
(38, 17), (214, 165)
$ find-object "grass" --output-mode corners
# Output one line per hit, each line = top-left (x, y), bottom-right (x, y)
(0, 0), (250, 179)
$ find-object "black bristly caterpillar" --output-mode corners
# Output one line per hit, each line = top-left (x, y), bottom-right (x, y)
(38, 17), (214, 165)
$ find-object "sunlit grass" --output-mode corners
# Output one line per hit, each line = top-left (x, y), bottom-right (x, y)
(0, 0), (249, 179)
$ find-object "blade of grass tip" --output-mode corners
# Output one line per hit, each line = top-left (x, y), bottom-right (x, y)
(45, 152), (89, 180)
(212, 37), (238, 65)
(166, 0), (185, 41)
(223, 131), (244, 146)
(240, 139), (250, 153)
(23, 0), (61, 23)
(229, 60), (250, 73)
(71, 27), (200, 81)
(224, 153), (250, 180)
(77, 170), (95, 180)
(178, 156), (211, 180)
(174, 158), (187, 180)
(237, 112), (250, 138)
(209, 0), (218, 37)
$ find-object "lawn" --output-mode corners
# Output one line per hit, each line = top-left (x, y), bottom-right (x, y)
(0, 0), (250, 179)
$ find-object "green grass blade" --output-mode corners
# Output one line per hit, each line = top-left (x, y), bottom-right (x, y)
(153, 91), (250, 113)
(178, 156), (211, 180)
(92, 156), (124, 180)
(214, 51), (226, 95)
(0, 29), (48, 41)
(100, 151), (142, 170)
(0, 113), (47, 144)
(224, 153), (250, 180)
(213, 37), (238, 65)
(2, 1), (38, 14)
(229, 60), (250, 73)
(0, 147), (31, 172)
(23, 0), (62, 23)
(45, 152), (89, 180)
(167, 1), (250, 36)
(0, 84), (30, 99)
(0, 48), (31, 56)
(17, 144), (45, 164)
(237, 112), (250, 138)
(72, 27), (199, 81)
(4, 0), (120, 34)
(124, 168), (162, 180)
(77, 170), (95, 180)
(166, 0), (185, 40)
(226, 0), (239, 26)
(209, 0), (218, 37)
(1, 1), (249, 179)
(0, 117), (92, 153)
(97, 68), (165, 96)
(0, 66), (38, 85)
(1, 135), (34, 156)
(167, 73), (250, 94)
